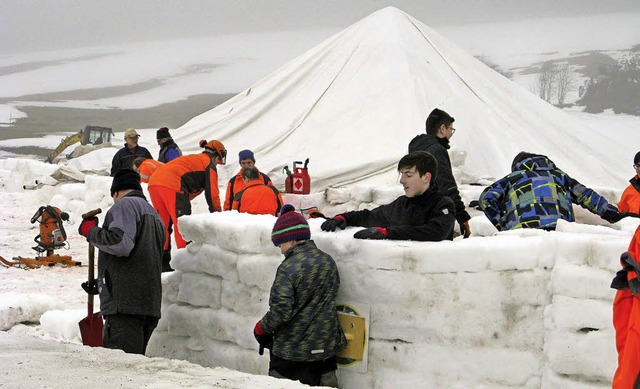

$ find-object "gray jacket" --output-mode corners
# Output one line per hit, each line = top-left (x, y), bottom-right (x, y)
(87, 191), (164, 317)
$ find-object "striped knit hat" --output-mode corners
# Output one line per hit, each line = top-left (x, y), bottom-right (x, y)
(271, 204), (310, 246)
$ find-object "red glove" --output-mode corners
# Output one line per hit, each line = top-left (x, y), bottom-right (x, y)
(78, 217), (98, 237)
(460, 221), (471, 238)
(254, 320), (265, 336)
(353, 227), (388, 240)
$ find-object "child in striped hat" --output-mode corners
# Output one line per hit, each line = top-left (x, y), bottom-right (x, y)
(254, 204), (346, 386)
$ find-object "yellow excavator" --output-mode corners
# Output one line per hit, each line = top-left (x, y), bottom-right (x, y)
(46, 125), (114, 163)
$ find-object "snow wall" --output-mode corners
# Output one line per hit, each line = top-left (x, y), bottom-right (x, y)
(146, 189), (632, 389)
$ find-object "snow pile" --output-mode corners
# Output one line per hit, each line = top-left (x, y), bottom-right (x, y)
(143, 207), (633, 388)
(0, 293), (64, 331)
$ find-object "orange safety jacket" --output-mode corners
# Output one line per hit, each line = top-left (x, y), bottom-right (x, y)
(148, 153), (221, 213)
(612, 181), (640, 389)
(223, 168), (273, 211)
(231, 179), (283, 216)
(138, 159), (164, 183)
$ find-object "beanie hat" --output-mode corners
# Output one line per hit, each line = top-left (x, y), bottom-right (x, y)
(110, 169), (142, 196)
(425, 108), (454, 134)
(157, 127), (171, 139)
(634, 151), (640, 166)
(271, 204), (311, 246)
(238, 149), (255, 163)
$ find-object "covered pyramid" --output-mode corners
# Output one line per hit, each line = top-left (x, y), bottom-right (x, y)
(173, 6), (627, 191)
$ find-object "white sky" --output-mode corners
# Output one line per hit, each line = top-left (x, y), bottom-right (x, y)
(1, 0), (639, 54)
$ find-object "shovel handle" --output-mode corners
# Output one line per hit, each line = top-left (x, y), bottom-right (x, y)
(82, 208), (102, 220)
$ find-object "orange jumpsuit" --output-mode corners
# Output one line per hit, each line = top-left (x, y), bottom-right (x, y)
(231, 179), (283, 216)
(612, 177), (640, 389)
(148, 153), (221, 249)
(223, 168), (273, 211)
(137, 159), (164, 183)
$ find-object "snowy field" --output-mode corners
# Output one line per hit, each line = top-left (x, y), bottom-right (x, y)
(1, 6), (640, 389)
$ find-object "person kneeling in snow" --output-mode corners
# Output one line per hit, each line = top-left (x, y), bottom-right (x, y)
(478, 152), (622, 231)
(254, 205), (346, 387)
(321, 151), (456, 241)
(78, 169), (165, 355)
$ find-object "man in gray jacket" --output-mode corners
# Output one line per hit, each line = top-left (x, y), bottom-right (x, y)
(78, 169), (165, 354)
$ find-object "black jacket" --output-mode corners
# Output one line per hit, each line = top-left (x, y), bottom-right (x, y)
(110, 145), (153, 176)
(342, 185), (456, 241)
(87, 191), (165, 317)
(408, 133), (470, 224)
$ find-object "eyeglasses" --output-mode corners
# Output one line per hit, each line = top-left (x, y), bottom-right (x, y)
(634, 164), (640, 170)
(448, 125), (456, 134)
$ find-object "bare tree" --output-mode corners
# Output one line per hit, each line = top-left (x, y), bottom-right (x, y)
(555, 63), (575, 106)
(536, 61), (557, 103)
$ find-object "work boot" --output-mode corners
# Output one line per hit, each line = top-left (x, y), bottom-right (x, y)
(162, 250), (173, 272)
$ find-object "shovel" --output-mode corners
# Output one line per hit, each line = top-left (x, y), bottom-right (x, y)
(79, 208), (103, 347)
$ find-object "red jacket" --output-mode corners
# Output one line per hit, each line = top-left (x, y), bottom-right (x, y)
(224, 168), (273, 211)
(231, 179), (282, 216)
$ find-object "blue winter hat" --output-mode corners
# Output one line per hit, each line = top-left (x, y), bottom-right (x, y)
(271, 204), (310, 246)
(238, 149), (255, 163)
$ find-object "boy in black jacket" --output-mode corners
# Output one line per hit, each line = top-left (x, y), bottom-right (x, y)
(321, 151), (455, 241)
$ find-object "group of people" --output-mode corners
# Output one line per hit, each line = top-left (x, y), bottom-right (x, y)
(81, 109), (637, 387)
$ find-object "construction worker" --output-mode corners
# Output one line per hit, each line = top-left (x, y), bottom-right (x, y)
(223, 149), (273, 211)
(110, 128), (153, 176)
(231, 166), (283, 216)
(156, 127), (182, 163)
(147, 139), (226, 271)
(132, 157), (164, 183)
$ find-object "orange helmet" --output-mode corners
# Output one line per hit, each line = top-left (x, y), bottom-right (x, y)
(199, 139), (227, 164)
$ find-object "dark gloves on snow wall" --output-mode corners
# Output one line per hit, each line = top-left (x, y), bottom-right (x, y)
(321, 215), (347, 232)
(78, 217), (99, 237)
(601, 206), (623, 223)
(353, 227), (388, 240)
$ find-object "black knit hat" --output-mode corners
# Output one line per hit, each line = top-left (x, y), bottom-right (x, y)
(425, 108), (454, 134)
(110, 169), (142, 196)
(271, 204), (310, 246)
(634, 151), (640, 165)
(157, 127), (171, 140)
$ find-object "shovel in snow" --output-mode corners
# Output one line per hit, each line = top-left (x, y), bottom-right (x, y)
(79, 208), (103, 347)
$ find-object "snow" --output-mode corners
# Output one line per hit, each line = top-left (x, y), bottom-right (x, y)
(2, 6), (640, 389)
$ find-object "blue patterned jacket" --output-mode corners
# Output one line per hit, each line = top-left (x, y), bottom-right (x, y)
(479, 155), (615, 231)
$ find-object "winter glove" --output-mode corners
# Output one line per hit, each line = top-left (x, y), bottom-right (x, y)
(459, 221), (471, 239)
(469, 200), (482, 211)
(321, 215), (347, 232)
(601, 206), (623, 223)
(353, 227), (388, 240)
(78, 217), (98, 237)
(81, 279), (99, 295)
(253, 320), (273, 355)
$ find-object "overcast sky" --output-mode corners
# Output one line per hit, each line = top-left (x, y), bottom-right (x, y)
(1, 0), (639, 54)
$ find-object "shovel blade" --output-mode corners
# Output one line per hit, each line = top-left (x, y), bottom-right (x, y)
(79, 313), (103, 347)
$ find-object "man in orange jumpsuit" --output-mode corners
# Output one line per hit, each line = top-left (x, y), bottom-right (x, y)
(148, 139), (226, 271)
(132, 157), (164, 183)
(612, 151), (640, 388)
(223, 149), (274, 211)
(231, 166), (283, 216)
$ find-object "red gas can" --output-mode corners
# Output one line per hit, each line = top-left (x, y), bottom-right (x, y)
(292, 159), (310, 195)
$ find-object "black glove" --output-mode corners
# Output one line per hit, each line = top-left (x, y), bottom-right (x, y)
(469, 200), (481, 211)
(81, 279), (99, 295)
(253, 321), (273, 355)
(353, 227), (387, 240)
(602, 207), (623, 223)
(459, 221), (471, 239)
(321, 216), (347, 232)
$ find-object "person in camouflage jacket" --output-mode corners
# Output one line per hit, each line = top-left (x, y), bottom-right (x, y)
(254, 204), (346, 387)
(479, 152), (622, 231)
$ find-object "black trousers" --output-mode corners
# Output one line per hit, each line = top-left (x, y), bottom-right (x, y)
(103, 313), (159, 355)
(269, 354), (338, 387)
